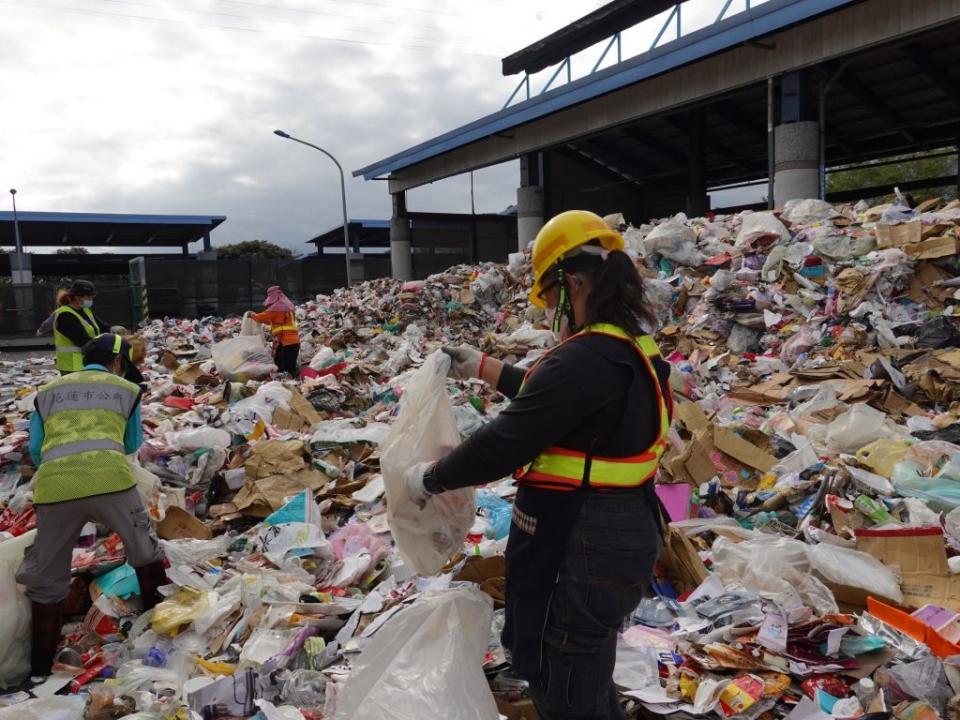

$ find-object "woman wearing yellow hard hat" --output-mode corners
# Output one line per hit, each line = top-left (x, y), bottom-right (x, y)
(405, 209), (673, 720)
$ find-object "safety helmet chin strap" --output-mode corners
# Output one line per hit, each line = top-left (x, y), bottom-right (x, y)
(551, 267), (581, 335)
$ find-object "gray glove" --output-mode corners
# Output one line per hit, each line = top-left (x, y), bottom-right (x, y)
(441, 345), (483, 380)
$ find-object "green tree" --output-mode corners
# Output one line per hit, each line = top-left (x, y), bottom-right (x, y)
(216, 240), (294, 259)
(56, 247), (90, 254)
(828, 148), (958, 203)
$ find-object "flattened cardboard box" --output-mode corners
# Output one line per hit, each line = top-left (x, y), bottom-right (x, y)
(904, 236), (959, 260)
(157, 506), (213, 540)
(712, 426), (777, 472)
(856, 527), (960, 611)
(875, 221), (920, 249)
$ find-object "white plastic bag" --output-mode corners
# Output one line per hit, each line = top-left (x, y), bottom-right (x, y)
(165, 427), (231, 452)
(335, 587), (498, 720)
(380, 351), (476, 576)
(212, 335), (276, 381)
(229, 381), (292, 424)
(781, 199), (836, 224)
(241, 312), (265, 337)
(643, 216), (703, 266)
(806, 542), (903, 604)
(735, 211), (790, 249)
(826, 403), (908, 454)
(0, 530), (35, 689)
(0, 696), (87, 720)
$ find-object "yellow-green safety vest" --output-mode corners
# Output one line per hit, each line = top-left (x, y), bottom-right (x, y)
(514, 323), (673, 491)
(33, 370), (140, 504)
(53, 306), (101, 372)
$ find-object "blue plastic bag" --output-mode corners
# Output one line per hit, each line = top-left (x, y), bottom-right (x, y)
(477, 491), (512, 540)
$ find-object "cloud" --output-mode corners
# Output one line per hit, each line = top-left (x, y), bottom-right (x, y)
(1, 0), (744, 252)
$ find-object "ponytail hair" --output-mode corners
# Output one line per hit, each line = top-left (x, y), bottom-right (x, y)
(581, 251), (656, 336)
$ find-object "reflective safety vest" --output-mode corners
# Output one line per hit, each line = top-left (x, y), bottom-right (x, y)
(33, 370), (140, 504)
(514, 323), (673, 491)
(53, 306), (100, 372)
(270, 312), (298, 339)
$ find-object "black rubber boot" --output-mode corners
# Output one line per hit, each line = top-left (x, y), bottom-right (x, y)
(135, 560), (168, 611)
(29, 601), (63, 677)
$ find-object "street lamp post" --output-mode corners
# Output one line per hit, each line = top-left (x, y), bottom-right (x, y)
(9, 189), (23, 256)
(273, 130), (352, 287)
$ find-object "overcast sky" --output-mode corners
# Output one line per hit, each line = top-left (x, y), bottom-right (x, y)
(2, 0), (760, 253)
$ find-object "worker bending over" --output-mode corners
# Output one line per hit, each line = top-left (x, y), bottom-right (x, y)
(18, 333), (167, 677)
(405, 210), (672, 720)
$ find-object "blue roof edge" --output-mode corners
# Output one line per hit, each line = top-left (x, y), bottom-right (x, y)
(353, 0), (856, 180)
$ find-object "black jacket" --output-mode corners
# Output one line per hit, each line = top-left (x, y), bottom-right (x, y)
(435, 333), (672, 490)
(53, 307), (108, 349)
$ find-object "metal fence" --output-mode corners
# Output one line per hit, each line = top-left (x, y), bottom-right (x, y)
(1, 215), (516, 335)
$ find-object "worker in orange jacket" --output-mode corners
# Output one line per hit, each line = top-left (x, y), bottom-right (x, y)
(250, 286), (300, 376)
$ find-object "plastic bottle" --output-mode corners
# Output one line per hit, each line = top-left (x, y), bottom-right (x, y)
(854, 678), (877, 708)
(854, 495), (896, 525)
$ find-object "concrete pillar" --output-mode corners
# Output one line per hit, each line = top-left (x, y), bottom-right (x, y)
(517, 185), (544, 250)
(774, 120), (820, 207)
(686, 109), (709, 217)
(390, 192), (412, 280)
(518, 152), (545, 250)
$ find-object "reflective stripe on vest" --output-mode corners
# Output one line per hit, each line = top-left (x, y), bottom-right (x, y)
(270, 313), (298, 336)
(33, 370), (139, 504)
(53, 306), (100, 372)
(514, 323), (672, 491)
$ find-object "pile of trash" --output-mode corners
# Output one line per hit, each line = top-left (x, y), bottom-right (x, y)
(2, 189), (960, 720)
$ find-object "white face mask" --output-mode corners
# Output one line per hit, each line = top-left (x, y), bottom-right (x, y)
(543, 307), (571, 342)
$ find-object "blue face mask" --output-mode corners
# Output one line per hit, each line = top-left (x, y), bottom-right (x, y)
(81, 299), (94, 309)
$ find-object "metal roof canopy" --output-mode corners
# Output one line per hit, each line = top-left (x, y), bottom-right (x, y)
(308, 220), (390, 249)
(556, 21), (960, 195)
(354, 0), (864, 183)
(501, 0), (677, 76)
(0, 211), (226, 248)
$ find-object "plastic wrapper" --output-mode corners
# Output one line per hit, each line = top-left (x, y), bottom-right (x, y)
(335, 586), (498, 720)
(380, 351), (476, 576)
(281, 669), (327, 708)
(779, 324), (818, 364)
(160, 536), (232, 567)
(886, 656), (954, 715)
(212, 335), (277, 381)
(151, 587), (210, 635)
(856, 439), (912, 479)
(892, 461), (960, 511)
(0, 530), (34, 688)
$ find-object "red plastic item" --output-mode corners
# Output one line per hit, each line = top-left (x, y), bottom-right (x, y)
(70, 660), (106, 693)
(800, 674), (851, 700)
(163, 396), (196, 411)
(317, 361), (348, 378)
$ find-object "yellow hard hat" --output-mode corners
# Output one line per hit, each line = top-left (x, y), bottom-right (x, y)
(528, 210), (624, 307)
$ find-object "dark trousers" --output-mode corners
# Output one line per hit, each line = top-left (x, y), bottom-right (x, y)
(274, 343), (300, 375)
(528, 493), (660, 720)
